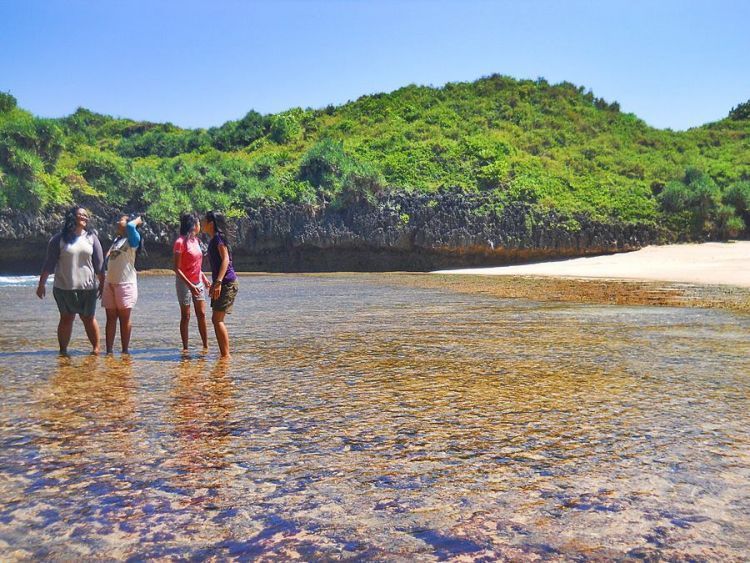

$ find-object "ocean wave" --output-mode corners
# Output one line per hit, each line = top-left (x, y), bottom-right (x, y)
(0, 275), (49, 287)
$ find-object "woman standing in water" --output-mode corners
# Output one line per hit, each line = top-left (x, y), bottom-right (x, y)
(102, 213), (143, 355)
(36, 206), (104, 355)
(174, 213), (211, 353)
(202, 211), (238, 359)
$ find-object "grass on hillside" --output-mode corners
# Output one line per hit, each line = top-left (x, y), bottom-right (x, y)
(1, 75), (749, 240)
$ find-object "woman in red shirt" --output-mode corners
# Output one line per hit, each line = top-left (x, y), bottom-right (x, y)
(173, 213), (211, 352)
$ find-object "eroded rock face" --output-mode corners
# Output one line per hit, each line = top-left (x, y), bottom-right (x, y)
(0, 191), (660, 273)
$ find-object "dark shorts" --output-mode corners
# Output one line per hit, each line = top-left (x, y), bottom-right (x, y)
(53, 287), (98, 317)
(211, 280), (239, 313)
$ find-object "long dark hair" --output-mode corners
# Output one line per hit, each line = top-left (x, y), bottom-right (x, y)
(61, 205), (92, 243)
(179, 213), (198, 237)
(205, 210), (231, 249)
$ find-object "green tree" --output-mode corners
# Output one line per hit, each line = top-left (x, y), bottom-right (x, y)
(209, 110), (266, 151)
(0, 112), (66, 209)
(334, 160), (385, 207)
(0, 92), (17, 113)
(76, 148), (130, 205)
(298, 138), (350, 195)
(269, 110), (302, 144)
(728, 99), (750, 121)
(657, 167), (738, 238)
(723, 181), (750, 233)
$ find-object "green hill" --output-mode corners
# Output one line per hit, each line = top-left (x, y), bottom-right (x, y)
(1, 74), (749, 240)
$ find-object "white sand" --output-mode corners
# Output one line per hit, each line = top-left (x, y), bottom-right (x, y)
(433, 242), (750, 287)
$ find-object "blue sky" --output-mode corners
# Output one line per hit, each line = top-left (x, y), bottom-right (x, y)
(1, 0), (748, 130)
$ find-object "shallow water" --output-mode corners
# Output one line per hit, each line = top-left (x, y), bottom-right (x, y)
(1, 274), (748, 560)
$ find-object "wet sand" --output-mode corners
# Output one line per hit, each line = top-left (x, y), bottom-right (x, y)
(391, 273), (750, 313)
(434, 242), (750, 287)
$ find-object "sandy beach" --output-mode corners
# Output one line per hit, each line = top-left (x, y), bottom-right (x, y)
(434, 242), (750, 288)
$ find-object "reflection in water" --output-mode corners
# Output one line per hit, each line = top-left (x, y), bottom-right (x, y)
(170, 358), (235, 504)
(2, 356), (141, 558)
(0, 275), (749, 559)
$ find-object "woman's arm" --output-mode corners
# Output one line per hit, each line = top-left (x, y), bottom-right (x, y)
(37, 234), (61, 299)
(126, 217), (142, 248)
(92, 236), (105, 297)
(211, 243), (230, 299)
(36, 272), (49, 299)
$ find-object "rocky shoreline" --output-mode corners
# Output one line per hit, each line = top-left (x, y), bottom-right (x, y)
(0, 191), (661, 273)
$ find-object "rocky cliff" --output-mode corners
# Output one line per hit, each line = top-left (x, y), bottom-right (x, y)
(0, 190), (661, 273)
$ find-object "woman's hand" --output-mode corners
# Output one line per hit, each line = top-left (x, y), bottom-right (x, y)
(190, 283), (202, 298)
(211, 282), (222, 300)
(37, 272), (49, 299)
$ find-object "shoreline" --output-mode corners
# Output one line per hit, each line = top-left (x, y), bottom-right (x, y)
(136, 270), (750, 314)
(395, 273), (750, 314)
(421, 242), (750, 313)
(432, 242), (750, 288)
(10, 243), (748, 313)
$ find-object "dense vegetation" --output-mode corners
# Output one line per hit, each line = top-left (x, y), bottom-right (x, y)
(1, 75), (748, 239)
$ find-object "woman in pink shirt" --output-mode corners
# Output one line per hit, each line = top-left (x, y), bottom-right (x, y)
(173, 213), (211, 352)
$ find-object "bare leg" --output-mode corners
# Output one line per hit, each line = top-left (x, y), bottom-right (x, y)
(118, 308), (133, 354)
(180, 304), (191, 351)
(105, 308), (118, 354)
(57, 313), (75, 356)
(195, 299), (209, 350)
(212, 310), (230, 359)
(80, 314), (100, 355)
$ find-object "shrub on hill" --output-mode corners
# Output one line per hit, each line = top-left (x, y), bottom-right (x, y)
(0, 75), (748, 240)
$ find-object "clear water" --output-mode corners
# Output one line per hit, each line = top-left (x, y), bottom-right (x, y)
(1, 275), (748, 560)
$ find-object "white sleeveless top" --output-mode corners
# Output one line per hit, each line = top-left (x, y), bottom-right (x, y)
(105, 238), (137, 284)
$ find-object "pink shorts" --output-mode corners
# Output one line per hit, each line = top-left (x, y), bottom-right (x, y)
(102, 282), (138, 310)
